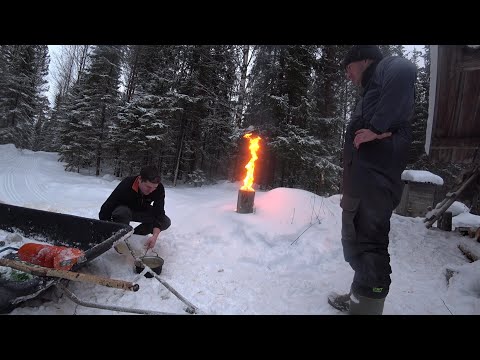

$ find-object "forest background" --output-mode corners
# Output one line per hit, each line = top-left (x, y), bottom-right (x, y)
(0, 45), (471, 211)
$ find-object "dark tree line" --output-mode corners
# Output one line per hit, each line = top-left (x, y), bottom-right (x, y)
(0, 45), (50, 149)
(1, 45), (444, 198)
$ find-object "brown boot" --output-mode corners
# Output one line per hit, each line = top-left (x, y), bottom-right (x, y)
(327, 291), (351, 312)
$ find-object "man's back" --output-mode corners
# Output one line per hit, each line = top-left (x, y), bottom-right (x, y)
(360, 55), (417, 135)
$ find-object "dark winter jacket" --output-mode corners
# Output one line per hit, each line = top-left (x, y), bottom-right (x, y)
(342, 56), (417, 206)
(99, 175), (167, 229)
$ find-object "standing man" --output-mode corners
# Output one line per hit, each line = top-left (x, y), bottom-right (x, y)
(328, 45), (417, 315)
(99, 165), (171, 250)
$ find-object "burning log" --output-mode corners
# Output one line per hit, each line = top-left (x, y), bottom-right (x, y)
(236, 133), (261, 214)
(237, 189), (255, 213)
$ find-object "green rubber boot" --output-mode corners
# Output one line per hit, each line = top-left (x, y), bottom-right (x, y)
(349, 293), (386, 315)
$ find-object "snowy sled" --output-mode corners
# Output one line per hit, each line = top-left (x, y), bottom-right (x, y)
(0, 203), (133, 313)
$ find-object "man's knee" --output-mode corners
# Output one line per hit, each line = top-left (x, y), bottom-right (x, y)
(133, 223), (153, 235)
(112, 206), (132, 224)
(133, 215), (171, 235)
(352, 257), (391, 300)
(160, 215), (171, 231)
(351, 280), (390, 299)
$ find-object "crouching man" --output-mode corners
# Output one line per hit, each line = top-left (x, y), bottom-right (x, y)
(99, 165), (171, 250)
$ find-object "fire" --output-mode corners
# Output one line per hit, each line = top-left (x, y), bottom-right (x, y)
(240, 133), (261, 192)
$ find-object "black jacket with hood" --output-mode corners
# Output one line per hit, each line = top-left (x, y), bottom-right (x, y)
(342, 55), (417, 207)
(99, 175), (167, 229)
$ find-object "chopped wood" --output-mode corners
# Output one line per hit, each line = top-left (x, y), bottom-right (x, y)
(458, 242), (480, 262)
(455, 226), (470, 236)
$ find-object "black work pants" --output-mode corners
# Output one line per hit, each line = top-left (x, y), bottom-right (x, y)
(340, 187), (394, 299)
(111, 205), (171, 235)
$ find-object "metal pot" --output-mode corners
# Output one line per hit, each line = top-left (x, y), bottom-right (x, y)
(135, 255), (164, 278)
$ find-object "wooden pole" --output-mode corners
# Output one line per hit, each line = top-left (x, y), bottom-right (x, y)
(458, 243), (480, 262)
(424, 167), (479, 228)
(0, 258), (139, 292)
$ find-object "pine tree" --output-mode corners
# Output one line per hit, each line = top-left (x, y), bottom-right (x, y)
(58, 45), (123, 175)
(308, 45), (351, 195)
(171, 45), (237, 185)
(0, 45), (50, 149)
(31, 45), (51, 151)
(111, 45), (180, 178)
(243, 45), (340, 193)
(36, 46), (92, 152)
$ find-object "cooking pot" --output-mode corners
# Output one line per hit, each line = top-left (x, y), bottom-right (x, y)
(135, 254), (164, 278)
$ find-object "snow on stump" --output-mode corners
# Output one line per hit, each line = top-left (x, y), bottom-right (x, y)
(395, 170), (444, 217)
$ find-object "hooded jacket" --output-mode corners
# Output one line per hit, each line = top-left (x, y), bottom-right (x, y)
(342, 55), (417, 206)
(99, 175), (167, 229)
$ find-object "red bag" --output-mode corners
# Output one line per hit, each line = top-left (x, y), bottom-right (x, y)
(18, 243), (85, 270)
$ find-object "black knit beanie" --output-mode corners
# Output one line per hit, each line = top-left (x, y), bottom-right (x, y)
(342, 45), (384, 69)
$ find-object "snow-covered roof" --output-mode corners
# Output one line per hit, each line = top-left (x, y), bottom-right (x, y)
(401, 169), (444, 185)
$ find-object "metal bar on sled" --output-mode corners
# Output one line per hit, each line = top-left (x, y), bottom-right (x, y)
(124, 237), (201, 315)
(56, 282), (185, 315)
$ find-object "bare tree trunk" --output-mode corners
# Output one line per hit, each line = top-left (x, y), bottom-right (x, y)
(234, 45), (251, 127)
(76, 45), (90, 83)
(340, 81), (347, 158)
(173, 127), (185, 187)
(95, 57), (116, 177)
(51, 45), (90, 102)
(124, 45), (141, 102)
(267, 151), (276, 189)
(96, 104), (106, 176)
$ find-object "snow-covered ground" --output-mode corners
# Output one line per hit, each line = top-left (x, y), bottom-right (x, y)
(1, 144), (479, 315)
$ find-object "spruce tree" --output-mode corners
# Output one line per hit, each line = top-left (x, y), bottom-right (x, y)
(0, 45), (50, 149)
(58, 45), (123, 175)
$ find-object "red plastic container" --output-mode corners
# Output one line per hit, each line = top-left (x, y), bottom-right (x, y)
(18, 243), (85, 270)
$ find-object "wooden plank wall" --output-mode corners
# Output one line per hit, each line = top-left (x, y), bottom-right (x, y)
(430, 45), (480, 163)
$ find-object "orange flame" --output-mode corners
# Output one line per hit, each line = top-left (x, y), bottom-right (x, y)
(240, 133), (261, 192)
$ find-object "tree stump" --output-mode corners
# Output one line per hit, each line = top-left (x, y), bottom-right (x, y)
(237, 189), (255, 214)
(438, 211), (452, 231)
